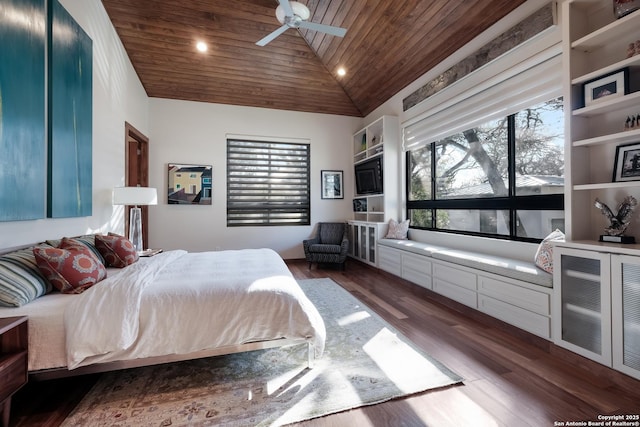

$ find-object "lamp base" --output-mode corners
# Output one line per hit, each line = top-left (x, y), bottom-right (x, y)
(129, 206), (144, 252)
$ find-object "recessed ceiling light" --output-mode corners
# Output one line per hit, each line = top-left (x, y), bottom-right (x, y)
(196, 41), (208, 53)
(337, 67), (346, 76)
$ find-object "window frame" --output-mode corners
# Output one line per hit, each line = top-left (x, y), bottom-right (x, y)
(405, 110), (564, 243)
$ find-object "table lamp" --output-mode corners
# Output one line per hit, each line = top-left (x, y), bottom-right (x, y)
(113, 186), (158, 252)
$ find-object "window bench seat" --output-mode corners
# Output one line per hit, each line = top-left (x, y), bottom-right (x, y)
(377, 238), (553, 339)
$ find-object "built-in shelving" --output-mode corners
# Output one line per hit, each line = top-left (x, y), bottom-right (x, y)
(351, 115), (399, 223)
(563, 0), (640, 241)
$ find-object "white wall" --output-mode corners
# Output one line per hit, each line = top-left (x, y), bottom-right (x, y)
(148, 98), (361, 259)
(0, 0), (149, 249)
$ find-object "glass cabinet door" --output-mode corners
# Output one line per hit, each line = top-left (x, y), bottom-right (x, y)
(611, 254), (640, 380)
(553, 247), (611, 365)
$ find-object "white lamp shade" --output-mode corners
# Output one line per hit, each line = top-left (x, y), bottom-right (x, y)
(113, 187), (158, 206)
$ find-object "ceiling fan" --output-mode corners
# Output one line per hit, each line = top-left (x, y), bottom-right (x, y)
(256, 0), (347, 46)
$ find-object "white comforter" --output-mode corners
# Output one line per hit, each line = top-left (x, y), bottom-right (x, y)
(64, 249), (326, 369)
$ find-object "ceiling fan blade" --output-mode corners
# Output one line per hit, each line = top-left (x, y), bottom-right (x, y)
(256, 24), (290, 46)
(278, 0), (294, 17)
(298, 21), (347, 38)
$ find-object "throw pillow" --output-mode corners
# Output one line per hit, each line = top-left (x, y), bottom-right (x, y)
(95, 233), (139, 268)
(385, 218), (410, 240)
(33, 238), (107, 294)
(46, 234), (106, 266)
(534, 229), (565, 274)
(0, 247), (53, 307)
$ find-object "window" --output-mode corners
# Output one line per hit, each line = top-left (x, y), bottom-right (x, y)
(406, 97), (564, 241)
(227, 138), (310, 226)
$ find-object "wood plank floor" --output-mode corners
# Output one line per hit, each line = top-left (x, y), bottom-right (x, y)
(9, 259), (640, 426)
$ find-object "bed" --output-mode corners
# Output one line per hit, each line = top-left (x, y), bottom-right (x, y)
(0, 245), (326, 380)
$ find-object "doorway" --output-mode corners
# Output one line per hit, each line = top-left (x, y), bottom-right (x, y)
(124, 122), (150, 249)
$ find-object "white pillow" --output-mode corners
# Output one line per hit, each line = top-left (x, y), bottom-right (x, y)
(385, 218), (410, 240)
(534, 229), (565, 273)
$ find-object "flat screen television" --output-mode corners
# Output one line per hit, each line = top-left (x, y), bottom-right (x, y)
(355, 156), (383, 195)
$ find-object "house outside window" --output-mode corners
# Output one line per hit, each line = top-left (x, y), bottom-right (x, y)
(227, 138), (310, 226)
(406, 97), (564, 242)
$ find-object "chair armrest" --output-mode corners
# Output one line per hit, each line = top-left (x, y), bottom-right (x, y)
(303, 237), (320, 255)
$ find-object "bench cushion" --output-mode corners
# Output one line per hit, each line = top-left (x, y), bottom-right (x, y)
(378, 239), (447, 257)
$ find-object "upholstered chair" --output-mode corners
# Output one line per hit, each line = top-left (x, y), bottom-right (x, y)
(303, 222), (349, 269)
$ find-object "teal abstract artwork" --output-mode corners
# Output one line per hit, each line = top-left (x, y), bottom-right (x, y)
(0, 0), (46, 221)
(47, 0), (92, 218)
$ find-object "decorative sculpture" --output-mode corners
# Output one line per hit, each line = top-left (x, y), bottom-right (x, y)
(594, 195), (637, 243)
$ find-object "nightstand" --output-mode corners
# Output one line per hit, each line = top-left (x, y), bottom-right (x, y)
(0, 316), (28, 427)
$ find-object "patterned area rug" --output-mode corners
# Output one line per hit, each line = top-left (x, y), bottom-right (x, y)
(61, 278), (463, 426)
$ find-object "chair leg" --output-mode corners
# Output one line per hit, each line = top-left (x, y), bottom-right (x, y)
(308, 261), (312, 270)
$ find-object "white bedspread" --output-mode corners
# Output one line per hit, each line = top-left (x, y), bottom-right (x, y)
(64, 249), (326, 369)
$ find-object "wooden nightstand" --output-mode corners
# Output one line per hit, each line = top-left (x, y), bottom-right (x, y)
(0, 316), (28, 427)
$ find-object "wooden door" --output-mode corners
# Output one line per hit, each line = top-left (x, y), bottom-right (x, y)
(124, 122), (150, 249)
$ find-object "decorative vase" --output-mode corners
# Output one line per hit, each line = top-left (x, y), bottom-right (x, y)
(613, 0), (640, 18)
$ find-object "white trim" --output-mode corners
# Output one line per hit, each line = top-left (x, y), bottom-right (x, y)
(225, 133), (310, 144)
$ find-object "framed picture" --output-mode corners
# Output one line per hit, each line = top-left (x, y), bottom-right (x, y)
(168, 163), (212, 204)
(321, 170), (343, 199)
(613, 142), (640, 182)
(583, 68), (628, 107)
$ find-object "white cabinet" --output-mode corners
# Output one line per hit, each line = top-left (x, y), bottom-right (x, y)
(352, 115), (399, 223)
(554, 241), (640, 379)
(611, 254), (640, 380)
(553, 246), (612, 365)
(347, 221), (386, 267)
(562, 2), (640, 240)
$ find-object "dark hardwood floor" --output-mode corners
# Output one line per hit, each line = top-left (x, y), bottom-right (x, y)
(10, 258), (640, 426)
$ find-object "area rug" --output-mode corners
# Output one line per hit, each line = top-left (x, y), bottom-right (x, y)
(61, 278), (463, 427)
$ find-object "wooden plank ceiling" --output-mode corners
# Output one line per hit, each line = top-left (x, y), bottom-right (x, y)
(101, 0), (527, 117)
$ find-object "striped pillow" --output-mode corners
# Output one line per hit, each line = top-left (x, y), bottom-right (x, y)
(0, 247), (53, 307)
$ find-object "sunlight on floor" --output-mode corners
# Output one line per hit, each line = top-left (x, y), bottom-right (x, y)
(338, 310), (371, 326)
(363, 328), (439, 393)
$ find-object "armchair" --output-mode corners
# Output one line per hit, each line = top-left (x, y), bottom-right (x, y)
(303, 222), (349, 269)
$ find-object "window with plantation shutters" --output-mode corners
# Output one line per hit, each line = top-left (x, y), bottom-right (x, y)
(227, 139), (310, 226)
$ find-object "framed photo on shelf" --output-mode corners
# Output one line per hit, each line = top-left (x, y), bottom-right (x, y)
(321, 170), (343, 199)
(583, 68), (628, 107)
(613, 142), (640, 182)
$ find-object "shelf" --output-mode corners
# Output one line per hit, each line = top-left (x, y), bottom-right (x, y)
(573, 181), (640, 191)
(573, 128), (640, 147)
(571, 9), (640, 52)
(555, 240), (640, 256)
(572, 55), (640, 86)
(573, 91), (640, 117)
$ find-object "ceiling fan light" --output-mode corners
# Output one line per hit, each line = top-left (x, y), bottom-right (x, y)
(275, 1), (310, 24)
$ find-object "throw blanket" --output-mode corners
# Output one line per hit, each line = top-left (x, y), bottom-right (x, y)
(64, 249), (326, 369)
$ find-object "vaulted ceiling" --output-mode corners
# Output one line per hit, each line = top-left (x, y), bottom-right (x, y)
(101, 0), (527, 117)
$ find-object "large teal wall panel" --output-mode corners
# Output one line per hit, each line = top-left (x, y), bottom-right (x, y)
(0, 0), (46, 221)
(47, 0), (92, 218)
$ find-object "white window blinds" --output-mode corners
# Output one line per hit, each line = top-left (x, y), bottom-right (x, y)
(403, 47), (562, 152)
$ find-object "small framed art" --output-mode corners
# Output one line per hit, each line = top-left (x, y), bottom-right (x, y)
(583, 68), (629, 107)
(321, 170), (343, 199)
(613, 142), (640, 182)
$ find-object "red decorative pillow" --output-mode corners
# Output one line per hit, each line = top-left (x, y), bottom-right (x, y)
(95, 233), (139, 268)
(33, 238), (107, 294)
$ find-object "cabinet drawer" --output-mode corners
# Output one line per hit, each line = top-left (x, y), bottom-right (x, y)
(478, 276), (550, 316)
(433, 262), (477, 291)
(378, 246), (402, 276)
(433, 278), (477, 308)
(0, 351), (28, 402)
(402, 253), (432, 289)
(478, 294), (551, 339)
